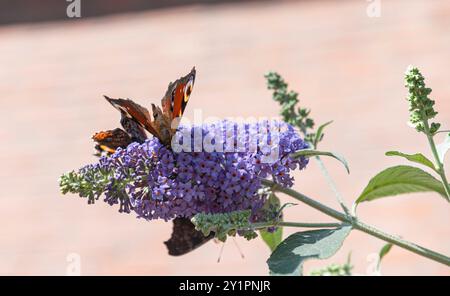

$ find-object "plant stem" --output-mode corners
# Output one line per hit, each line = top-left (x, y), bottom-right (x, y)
(251, 221), (341, 229)
(423, 120), (450, 201)
(297, 124), (353, 217)
(262, 179), (450, 267)
(315, 156), (353, 216)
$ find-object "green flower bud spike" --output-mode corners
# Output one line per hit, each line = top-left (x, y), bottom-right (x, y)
(405, 66), (440, 134)
(405, 66), (450, 201)
(265, 72), (316, 144)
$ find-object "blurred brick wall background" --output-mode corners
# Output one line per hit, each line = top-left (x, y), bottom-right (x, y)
(0, 0), (449, 275)
(0, 0), (263, 24)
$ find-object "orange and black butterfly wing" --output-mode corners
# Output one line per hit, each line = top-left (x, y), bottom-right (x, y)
(164, 217), (213, 256)
(92, 128), (132, 155)
(104, 95), (160, 139)
(119, 113), (147, 143)
(161, 67), (196, 123)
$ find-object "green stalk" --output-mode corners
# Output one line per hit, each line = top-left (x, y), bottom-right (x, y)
(422, 119), (450, 201)
(297, 124), (352, 218)
(250, 221), (341, 229)
(262, 179), (450, 267)
(315, 156), (353, 216)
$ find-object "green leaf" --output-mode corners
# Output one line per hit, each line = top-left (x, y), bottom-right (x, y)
(437, 133), (450, 163)
(313, 121), (333, 149)
(377, 243), (393, 270)
(291, 149), (349, 174)
(259, 193), (283, 251)
(260, 228), (283, 252)
(267, 225), (352, 276)
(379, 243), (393, 260)
(386, 151), (437, 173)
(355, 165), (447, 204)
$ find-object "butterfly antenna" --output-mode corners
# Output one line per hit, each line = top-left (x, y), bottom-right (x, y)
(217, 242), (225, 263)
(232, 237), (245, 259)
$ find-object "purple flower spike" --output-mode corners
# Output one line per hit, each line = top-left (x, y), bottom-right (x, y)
(62, 120), (309, 222)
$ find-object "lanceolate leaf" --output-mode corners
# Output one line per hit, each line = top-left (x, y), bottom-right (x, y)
(313, 121), (333, 149)
(377, 243), (393, 270)
(436, 133), (450, 163)
(379, 243), (393, 261)
(386, 151), (437, 173)
(355, 165), (447, 204)
(267, 225), (352, 276)
(291, 149), (349, 174)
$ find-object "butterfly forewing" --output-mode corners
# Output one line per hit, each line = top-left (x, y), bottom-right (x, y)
(92, 128), (132, 154)
(104, 95), (160, 139)
(162, 67), (196, 123)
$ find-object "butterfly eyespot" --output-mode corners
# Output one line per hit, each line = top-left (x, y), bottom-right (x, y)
(184, 81), (193, 103)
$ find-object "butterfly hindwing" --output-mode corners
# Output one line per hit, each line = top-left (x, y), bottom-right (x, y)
(120, 113), (147, 143)
(164, 217), (214, 256)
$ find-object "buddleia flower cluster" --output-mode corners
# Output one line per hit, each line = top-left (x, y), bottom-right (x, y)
(59, 120), (309, 223)
(405, 66), (440, 134)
